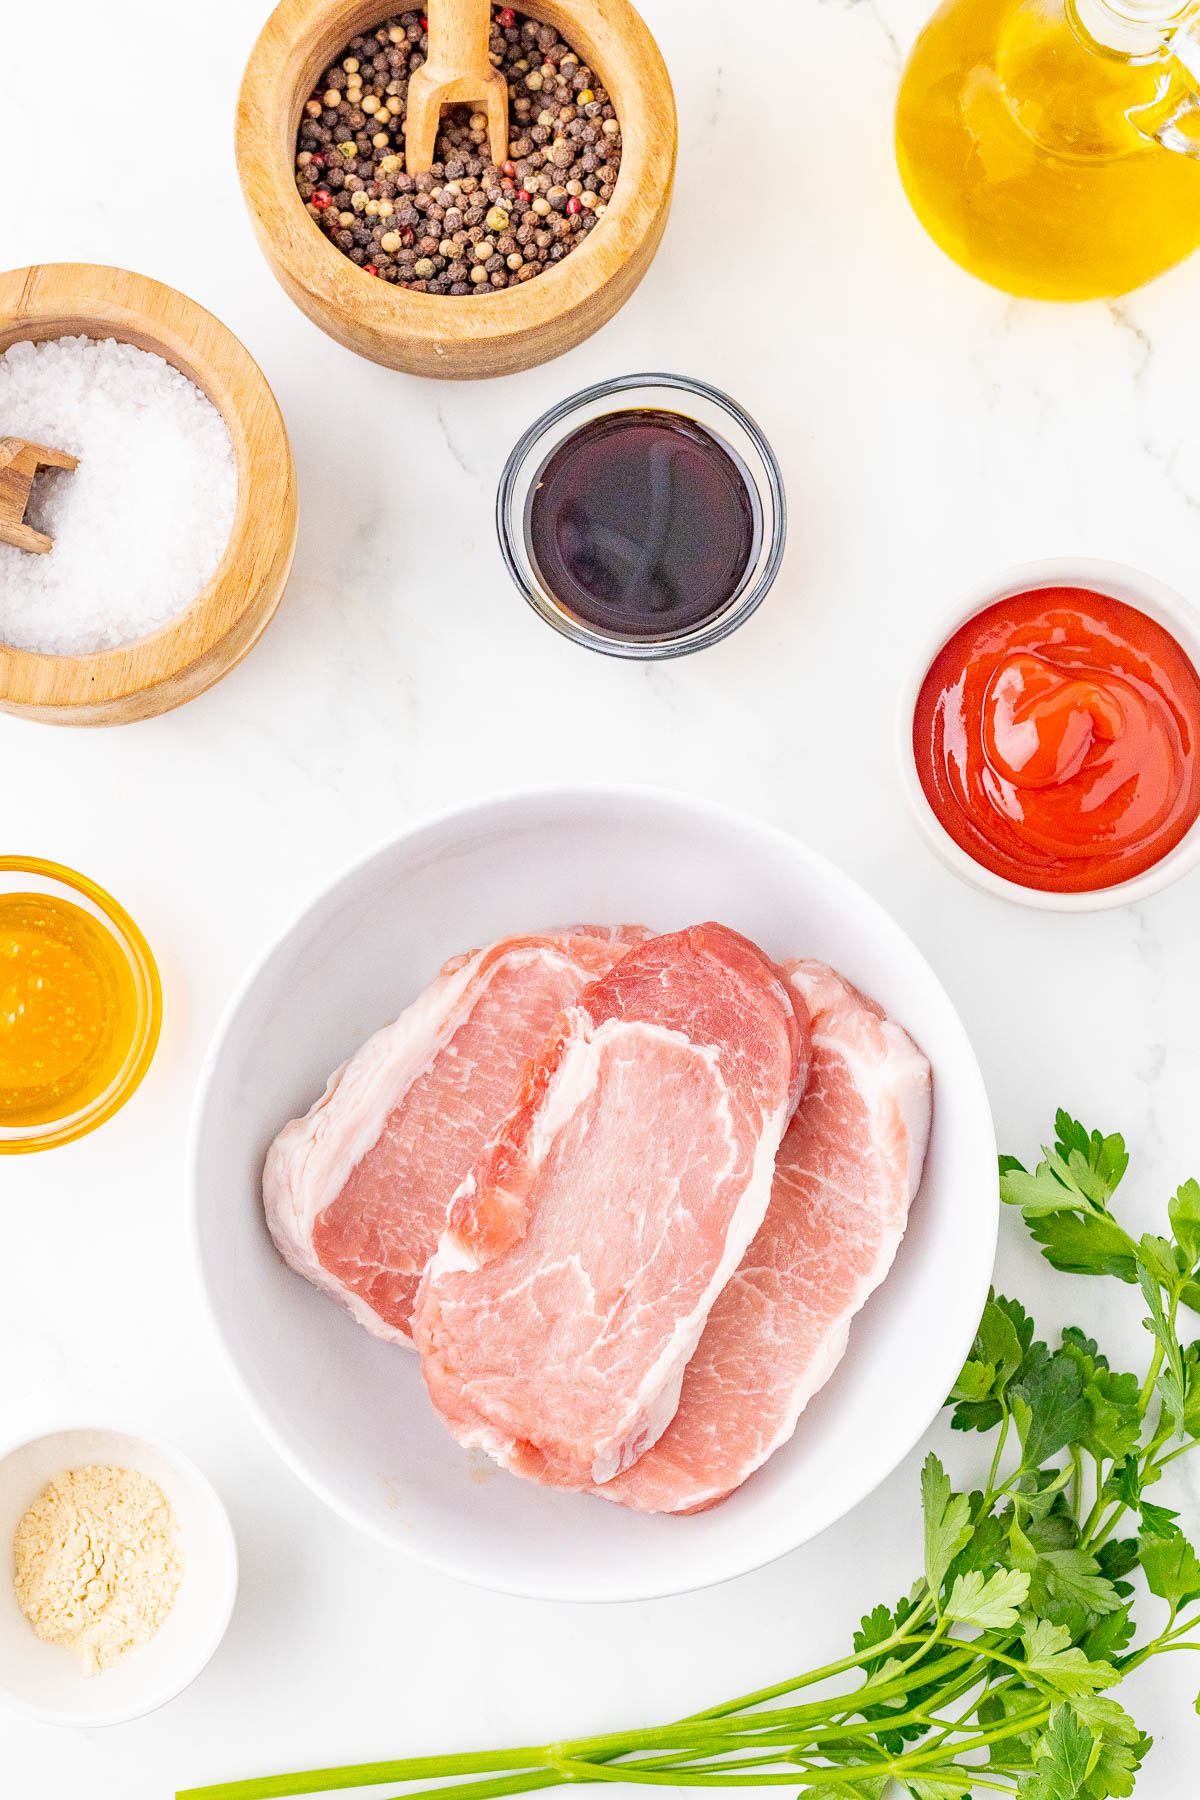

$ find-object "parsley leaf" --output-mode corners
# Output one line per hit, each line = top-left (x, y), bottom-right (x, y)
(948, 1359), (992, 1404)
(1059, 1330), (1142, 1462)
(948, 1292), (1030, 1433)
(1001, 1120), (1138, 1284)
(1072, 1696), (1150, 1799)
(1019, 1618), (1118, 1695)
(1053, 1114), (1129, 1199)
(1010, 1345), (1090, 1469)
(1170, 1179), (1200, 1270)
(1096, 1538), (1139, 1584)
(1061, 1326), (1108, 1369)
(1101, 1454), (1145, 1510)
(1038, 1549), (1123, 1617)
(902, 1777), (972, 1798)
(1083, 1369), (1142, 1464)
(1025, 1210), (1139, 1283)
(1002, 1118), (1128, 1218)
(853, 1603), (898, 1660)
(944, 1568), (1029, 1630)
(1138, 1511), (1200, 1611)
(1136, 1257), (1188, 1430)
(1027, 1704), (1096, 1798)
(1070, 1693), (1143, 1743)
(921, 1454), (972, 1598)
(1178, 1342), (1200, 1437)
(946, 1504), (1007, 1585)
(1081, 1604), (1136, 1663)
(800, 1779), (888, 1800)
(1137, 1233), (1184, 1288)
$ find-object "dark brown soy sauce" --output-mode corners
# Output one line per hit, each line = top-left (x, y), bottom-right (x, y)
(525, 409), (761, 641)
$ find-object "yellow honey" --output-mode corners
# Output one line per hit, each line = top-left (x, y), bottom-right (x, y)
(0, 894), (139, 1127)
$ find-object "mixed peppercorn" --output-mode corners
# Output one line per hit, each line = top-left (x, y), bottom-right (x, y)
(295, 7), (622, 293)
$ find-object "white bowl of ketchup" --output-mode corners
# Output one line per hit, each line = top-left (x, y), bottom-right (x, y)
(898, 558), (1200, 912)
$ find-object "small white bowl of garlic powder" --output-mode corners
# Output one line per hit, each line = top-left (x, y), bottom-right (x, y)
(0, 1425), (237, 1727)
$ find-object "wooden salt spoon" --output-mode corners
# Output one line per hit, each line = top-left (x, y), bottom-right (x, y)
(0, 437), (78, 554)
(405, 0), (509, 175)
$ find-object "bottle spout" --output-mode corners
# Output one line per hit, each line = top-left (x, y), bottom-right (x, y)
(1077, 0), (1200, 156)
(1153, 4), (1200, 157)
(1075, 0), (1199, 52)
(1170, 10), (1200, 80)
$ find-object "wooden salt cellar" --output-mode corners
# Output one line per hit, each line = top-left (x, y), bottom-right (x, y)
(0, 438), (78, 554)
(0, 263), (297, 727)
(405, 0), (509, 174)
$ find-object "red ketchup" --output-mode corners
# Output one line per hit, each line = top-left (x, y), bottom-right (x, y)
(912, 587), (1200, 893)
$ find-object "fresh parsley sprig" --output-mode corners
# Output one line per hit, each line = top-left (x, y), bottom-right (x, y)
(179, 1115), (1200, 1800)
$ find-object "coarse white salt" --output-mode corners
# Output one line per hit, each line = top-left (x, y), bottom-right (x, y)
(0, 335), (238, 655)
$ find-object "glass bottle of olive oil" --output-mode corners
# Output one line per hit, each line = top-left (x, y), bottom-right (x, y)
(896, 0), (1200, 298)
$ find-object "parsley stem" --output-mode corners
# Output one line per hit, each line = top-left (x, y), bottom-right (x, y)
(1079, 1452), (1112, 1545)
(1147, 1438), (1198, 1472)
(1085, 1494), (1132, 1553)
(922, 1689), (1044, 1755)
(543, 1759), (797, 1785)
(1139, 1339), (1165, 1416)
(804, 1668), (983, 1746)
(683, 1611), (938, 1721)
(345, 1775), (567, 1800)
(908, 1712), (1050, 1761)
(177, 1754), (559, 1800)
(1136, 1638), (1200, 1656)
(986, 1411), (1011, 1496)
(1118, 1610), (1200, 1675)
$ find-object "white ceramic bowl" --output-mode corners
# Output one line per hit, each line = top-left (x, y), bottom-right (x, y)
(898, 558), (1200, 912)
(192, 788), (996, 1602)
(0, 1426), (237, 1727)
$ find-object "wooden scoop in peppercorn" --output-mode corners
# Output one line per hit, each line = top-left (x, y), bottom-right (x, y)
(0, 437), (78, 554)
(405, 0), (509, 175)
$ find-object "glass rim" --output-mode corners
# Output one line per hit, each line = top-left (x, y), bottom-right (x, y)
(0, 855), (162, 1153)
(495, 372), (788, 661)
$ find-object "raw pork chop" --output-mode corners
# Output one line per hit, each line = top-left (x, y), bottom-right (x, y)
(413, 923), (810, 1486)
(262, 929), (643, 1346)
(600, 960), (932, 1514)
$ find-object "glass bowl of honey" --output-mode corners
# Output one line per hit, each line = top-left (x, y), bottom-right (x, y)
(497, 373), (787, 658)
(0, 858), (161, 1153)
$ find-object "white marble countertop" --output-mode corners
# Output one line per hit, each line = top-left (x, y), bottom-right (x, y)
(4, 0), (1200, 1792)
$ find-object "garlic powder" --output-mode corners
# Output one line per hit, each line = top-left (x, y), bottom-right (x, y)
(13, 1465), (183, 1676)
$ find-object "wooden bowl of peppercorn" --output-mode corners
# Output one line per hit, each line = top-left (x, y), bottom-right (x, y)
(236, 0), (676, 379)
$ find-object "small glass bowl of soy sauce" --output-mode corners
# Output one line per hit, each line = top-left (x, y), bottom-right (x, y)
(496, 373), (787, 659)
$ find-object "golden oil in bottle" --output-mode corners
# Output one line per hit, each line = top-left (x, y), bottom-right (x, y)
(895, 0), (1200, 299)
(0, 893), (139, 1127)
